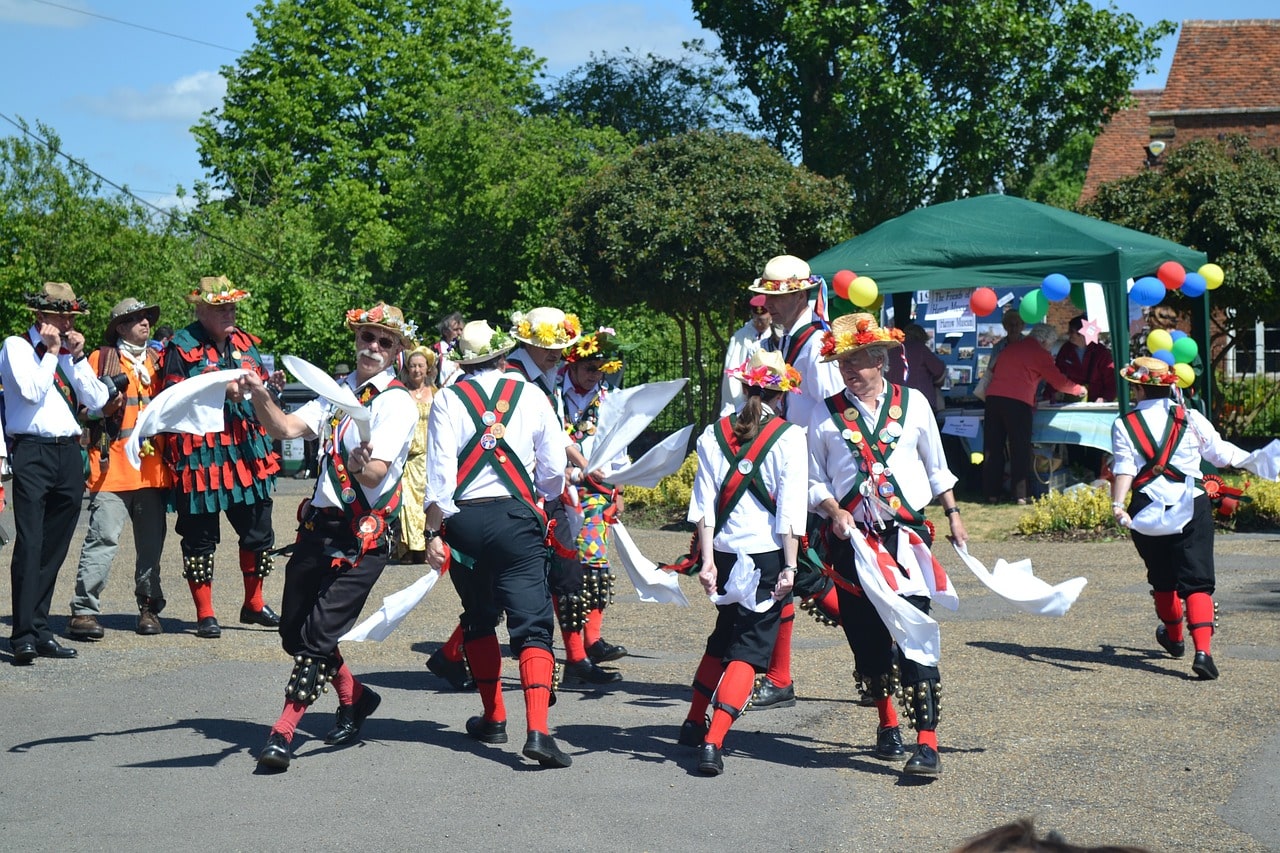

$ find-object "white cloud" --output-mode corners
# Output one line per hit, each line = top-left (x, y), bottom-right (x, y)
(0, 0), (89, 26)
(78, 70), (226, 122)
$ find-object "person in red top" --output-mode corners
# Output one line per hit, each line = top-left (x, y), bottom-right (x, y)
(982, 323), (1085, 504)
(1054, 315), (1116, 402)
(67, 298), (172, 639)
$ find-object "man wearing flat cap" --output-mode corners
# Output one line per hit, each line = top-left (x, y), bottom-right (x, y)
(67, 297), (171, 640)
(159, 276), (283, 639)
(1, 282), (112, 664)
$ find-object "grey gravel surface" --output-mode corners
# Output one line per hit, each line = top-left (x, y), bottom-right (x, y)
(1, 481), (1277, 852)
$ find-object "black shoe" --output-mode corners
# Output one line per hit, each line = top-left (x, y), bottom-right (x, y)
(874, 725), (906, 760)
(678, 719), (708, 748)
(195, 617), (222, 639)
(1192, 651), (1219, 680)
(562, 659), (622, 685)
(239, 604), (280, 628)
(903, 743), (940, 776)
(426, 648), (475, 691)
(257, 731), (291, 770)
(465, 716), (508, 744)
(750, 678), (796, 711)
(697, 742), (724, 776)
(10, 641), (37, 666)
(35, 639), (78, 659)
(586, 638), (628, 664)
(522, 731), (572, 768)
(1156, 625), (1185, 659)
(324, 687), (382, 746)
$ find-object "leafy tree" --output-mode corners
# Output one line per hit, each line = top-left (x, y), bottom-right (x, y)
(1018, 129), (1095, 211)
(535, 40), (758, 144)
(1082, 135), (1280, 349)
(692, 0), (1172, 230)
(546, 130), (850, 425)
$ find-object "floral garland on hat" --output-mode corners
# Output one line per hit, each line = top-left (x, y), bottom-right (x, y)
(752, 273), (824, 293)
(819, 314), (905, 360)
(345, 303), (419, 344)
(1120, 356), (1178, 386)
(566, 327), (623, 373)
(511, 309), (582, 348)
(725, 358), (802, 394)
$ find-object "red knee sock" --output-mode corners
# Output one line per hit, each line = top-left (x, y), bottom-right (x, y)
(686, 654), (726, 724)
(519, 646), (556, 735)
(815, 584), (841, 624)
(188, 580), (215, 620)
(917, 729), (938, 749)
(442, 623), (465, 663)
(764, 602), (795, 688)
(706, 661), (755, 748)
(1185, 592), (1215, 654)
(875, 697), (898, 729)
(1153, 591), (1184, 641)
(464, 635), (506, 723)
(239, 551), (265, 611)
(270, 699), (308, 742)
(584, 608), (605, 647)
(333, 662), (365, 706)
(562, 627), (586, 664)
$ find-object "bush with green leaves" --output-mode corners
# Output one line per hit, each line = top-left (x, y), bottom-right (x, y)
(1015, 485), (1116, 536)
(1226, 477), (1280, 530)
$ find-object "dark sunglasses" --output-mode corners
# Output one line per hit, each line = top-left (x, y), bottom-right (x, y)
(360, 330), (397, 350)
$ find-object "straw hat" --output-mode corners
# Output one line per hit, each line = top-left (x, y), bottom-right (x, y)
(1119, 356), (1178, 386)
(510, 306), (582, 349)
(725, 349), (802, 393)
(344, 302), (418, 347)
(565, 327), (624, 373)
(25, 282), (89, 315)
(452, 320), (516, 364)
(187, 275), (250, 305)
(105, 297), (160, 344)
(747, 255), (823, 295)
(819, 313), (905, 362)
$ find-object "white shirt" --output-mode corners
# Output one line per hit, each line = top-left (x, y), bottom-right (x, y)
(808, 382), (957, 522)
(0, 327), (110, 438)
(507, 349), (573, 452)
(425, 368), (567, 518)
(293, 370), (417, 510)
(1111, 397), (1249, 503)
(560, 371), (628, 475)
(720, 322), (770, 413)
(688, 412), (808, 555)
(777, 307), (843, 432)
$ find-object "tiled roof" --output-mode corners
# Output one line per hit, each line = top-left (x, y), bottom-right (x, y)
(1155, 20), (1280, 114)
(1079, 90), (1162, 202)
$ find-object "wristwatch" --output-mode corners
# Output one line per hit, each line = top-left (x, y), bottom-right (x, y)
(424, 529), (441, 541)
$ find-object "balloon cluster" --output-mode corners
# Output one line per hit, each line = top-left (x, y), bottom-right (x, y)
(1132, 261), (1225, 307)
(832, 269), (879, 307)
(1146, 328), (1198, 388)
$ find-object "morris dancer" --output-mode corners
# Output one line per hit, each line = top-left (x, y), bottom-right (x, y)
(160, 276), (283, 638)
(1110, 356), (1279, 680)
(809, 313), (967, 777)
(681, 350), (807, 775)
(425, 321), (573, 768)
(247, 302), (417, 770)
(555, 328), (630, 684)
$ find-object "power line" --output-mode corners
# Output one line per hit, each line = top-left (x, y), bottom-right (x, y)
(26, 0), (242, 53)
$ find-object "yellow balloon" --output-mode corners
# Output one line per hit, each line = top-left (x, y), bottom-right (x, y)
(1146, 329), (1174, 354)
(849, 275), (878, 307)
(1173, 362), (1196, 388)
(1199, 262), (1225, 290)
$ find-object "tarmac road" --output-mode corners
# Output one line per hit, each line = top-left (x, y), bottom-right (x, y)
(1, 478), (1278, 852)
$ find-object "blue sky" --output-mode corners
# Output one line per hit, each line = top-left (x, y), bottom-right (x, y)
(0, 0), (1273, 211)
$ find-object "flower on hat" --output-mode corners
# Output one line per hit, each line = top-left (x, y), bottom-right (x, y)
(753, 273), (824, 293)
(1120, 356), (1178, 386)
(511, 309), (582, 348)
(345, 303), (419, 344)
(566, 327), (623, 372)
(819, 313), (904, 361)
(725, 350), (802, 394)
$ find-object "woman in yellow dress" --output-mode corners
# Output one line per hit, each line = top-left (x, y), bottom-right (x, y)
(397, 346), (437, 562)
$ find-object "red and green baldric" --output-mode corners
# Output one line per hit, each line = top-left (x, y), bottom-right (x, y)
(825, 384), (925, 529)
(1122, 404), (1192, 490)
(452, 378), (547, 529)
(711, 415), (792, 535)
(325, 380), (406, 560)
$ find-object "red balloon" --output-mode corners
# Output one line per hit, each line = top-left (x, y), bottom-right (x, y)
(832, 269), (856, 300)
(969, 286), (998, 316)
(1157, 261), (1186, 291)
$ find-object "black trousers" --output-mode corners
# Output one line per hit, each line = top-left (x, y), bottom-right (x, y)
(1130, 492), (1215, 596)
(704, 549), (786, 671)
(175, 499), (275, 557)
(8, 439), (85, 645)
(445, 498), (553, 656)
(278, 518), (389, 661)
(983, 395), (1033, 501)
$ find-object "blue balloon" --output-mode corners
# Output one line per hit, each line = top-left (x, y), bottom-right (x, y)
(1153, 348), (1176, 366)
(1130, 276), (1165, 307)
(1181, 272), (1208, 298)
(1041, 273), (1071, 301)
(1170, 329), (1187, 341)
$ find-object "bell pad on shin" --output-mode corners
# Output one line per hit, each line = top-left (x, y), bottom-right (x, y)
(182, 554), (214, 583)
(900, 678), (941, 732)
(285, 654), (336, 705)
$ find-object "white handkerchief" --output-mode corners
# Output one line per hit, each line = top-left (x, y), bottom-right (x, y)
(951, 543), (1087, 617)
(707, 552), (774, 613)
(610, 522), (689, 606)
(1128, 476), (1196, 536)
(339, 570), (440, 642)
(1241, 439), (1280, 481)
(607, 425), (694, 488)
(125, 368), (249, 469)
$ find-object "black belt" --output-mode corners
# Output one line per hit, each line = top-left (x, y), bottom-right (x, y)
(457, 496), (516, 507)
(12, 434), (79, 445)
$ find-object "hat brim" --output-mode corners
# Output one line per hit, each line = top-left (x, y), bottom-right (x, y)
(26, 304), (90, 315)
(107, 305), (161, 341)
(187, 290), (250, 305)
(512, 333), (580, 350)
(451, 342), (516, 365)
(820, 339), (902, 363)
(346, 318), (414, 348)
(747, 280), (819, 295)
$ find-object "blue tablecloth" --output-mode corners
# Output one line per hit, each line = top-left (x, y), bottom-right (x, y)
(941, 403), (1118, 453)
